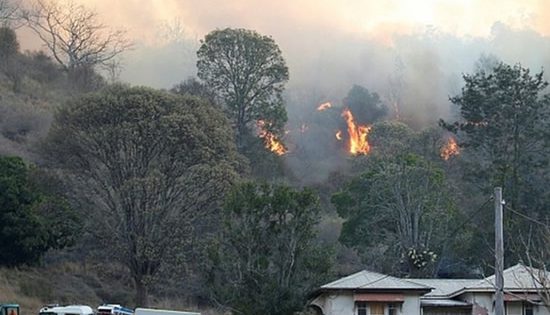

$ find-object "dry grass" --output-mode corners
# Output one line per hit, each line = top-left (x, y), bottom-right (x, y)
(0, 264), (223, 315)
(0, 268), (53, 315)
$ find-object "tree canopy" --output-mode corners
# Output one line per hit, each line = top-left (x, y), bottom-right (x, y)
(207, 182), (331, 315)
(197, 28), (289, 145)
(0, 156), (78, 266)
(441, 63), (550, 218)
(343, 84), (387, 124)
(332, 154), (457, 276)
(43, 85), (243, 306)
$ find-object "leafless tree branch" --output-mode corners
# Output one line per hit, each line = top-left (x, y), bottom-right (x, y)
(21, 0), (132, 71)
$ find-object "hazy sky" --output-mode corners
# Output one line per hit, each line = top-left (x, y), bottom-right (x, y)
(68, 0), (550, 40)
(15, 0), (549, 114)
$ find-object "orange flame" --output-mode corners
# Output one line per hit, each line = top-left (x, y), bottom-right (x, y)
(440, 136), (460, 160)
(335, 130), (342, 140)
(256, 120), (288, 156)
(317, 102), (332, 111)
(341, 108), (371, 155)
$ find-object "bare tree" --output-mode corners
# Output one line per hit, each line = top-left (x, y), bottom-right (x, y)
(520, 222), (550, 310)
(0, 0), (19, 27)
(22, 0), (131, 72)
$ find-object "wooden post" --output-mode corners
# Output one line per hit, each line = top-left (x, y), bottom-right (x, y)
(495, 187), (504, 315)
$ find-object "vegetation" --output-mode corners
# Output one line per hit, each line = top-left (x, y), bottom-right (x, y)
(42, 85), (243, 306)
(207, 182), (331, 315)
(21, 0), (131, 89)
(0, 8), (549, 314)
(197, 28), (289, 146)
(0, 156), (79, 266)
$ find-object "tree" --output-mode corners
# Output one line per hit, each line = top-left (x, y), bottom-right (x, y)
(520, 223), (550, 310)
(43, 85), (243, 306)
(332, 154), (457, 277)
(0, 26), (22, 91)
(0, 156), (78, 266)
(343, 84), (388, 124)
(440, 63), (550, 222)
(207, 182), (332, 315)
(0, 0), (18, 27)
(22, 0), (131, 82)
(171, 77), (216, 105)
(197, 28), (289, 145)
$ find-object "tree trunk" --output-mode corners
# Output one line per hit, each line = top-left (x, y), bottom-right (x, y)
(134, 277), (149, 307)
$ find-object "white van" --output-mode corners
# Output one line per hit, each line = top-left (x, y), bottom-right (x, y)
(135, 308), (200, 315)
(39, 305), (94, 315)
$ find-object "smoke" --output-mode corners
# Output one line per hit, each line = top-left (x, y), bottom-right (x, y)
(14, 0), (550, 182)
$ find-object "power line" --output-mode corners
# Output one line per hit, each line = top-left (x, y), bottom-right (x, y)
(505, 204), (549, 228)
(447, 197), (493, 238)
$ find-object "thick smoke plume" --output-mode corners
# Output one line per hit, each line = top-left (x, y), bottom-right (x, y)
(14, 0), (550, 181)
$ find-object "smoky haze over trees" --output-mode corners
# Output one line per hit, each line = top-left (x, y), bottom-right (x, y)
(1, 2), (550, 314)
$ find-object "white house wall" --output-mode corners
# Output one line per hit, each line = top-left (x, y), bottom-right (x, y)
(311, 292), (423, 315)
(403, 293), (423, 315)
(458, 292), (550, 315)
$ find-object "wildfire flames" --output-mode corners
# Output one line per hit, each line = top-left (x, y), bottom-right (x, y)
(317, 102), (332, 111)
(341, 108), (372, 155)
(335, 130), (342, 140)
(256, 120), (288, 156)
(440, 136), (460, 160)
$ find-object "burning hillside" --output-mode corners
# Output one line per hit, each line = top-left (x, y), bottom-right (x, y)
(256, 120), (288, 156)
(440, 136), (459, 160)
(341, 108), (372, 155)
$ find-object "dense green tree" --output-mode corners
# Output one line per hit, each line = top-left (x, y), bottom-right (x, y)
(332, 154), (457, 277)
(440, 62), (550, 219)
(43, 85), (243, 306)
(171, 77), (216, 105)
(343, 85), (387, 124)
(0, 26), (22, 91)
(197, 28), (289, 146)
(207, 182), (332, 315)
(0, 26), (17, 57)
(0, 156), (78, 266)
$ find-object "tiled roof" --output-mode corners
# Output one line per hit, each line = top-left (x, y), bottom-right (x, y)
(321, 270), (432, 290)
(315, 263), (548, 298)
(407, 279), (480, 297)
(463, 263), (548, 291)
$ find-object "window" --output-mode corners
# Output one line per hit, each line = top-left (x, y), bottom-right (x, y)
(357, 302), (367, 315)
(388, 303), (398, 315)
(370, 303), (384, 315)
(524, 304), (533, 315)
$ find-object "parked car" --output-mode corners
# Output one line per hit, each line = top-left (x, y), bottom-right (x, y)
(135, 308), (200, 315)
(39, 305), (94, 315)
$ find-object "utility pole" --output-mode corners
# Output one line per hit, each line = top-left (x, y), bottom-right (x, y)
(495, 187), (504, 315)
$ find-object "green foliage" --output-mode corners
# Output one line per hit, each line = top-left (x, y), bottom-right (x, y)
(368, 121), (414, 157)
(43, 85), (244, 306)
(197, 28), (289, 144)
(440, 62), (550, 256)
(0, 156), (78, 266)
(332, 154), (456, 277)
(0, 26), (18, 58)
(441, 63), (549, 207)
(343, 84), (387, 124)
(0, 26), (21, 91)
(207, 182), (332, 315)
(171, 77), (216, 105)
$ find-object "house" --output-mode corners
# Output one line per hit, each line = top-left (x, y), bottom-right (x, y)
(308, 264), (550, 315)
